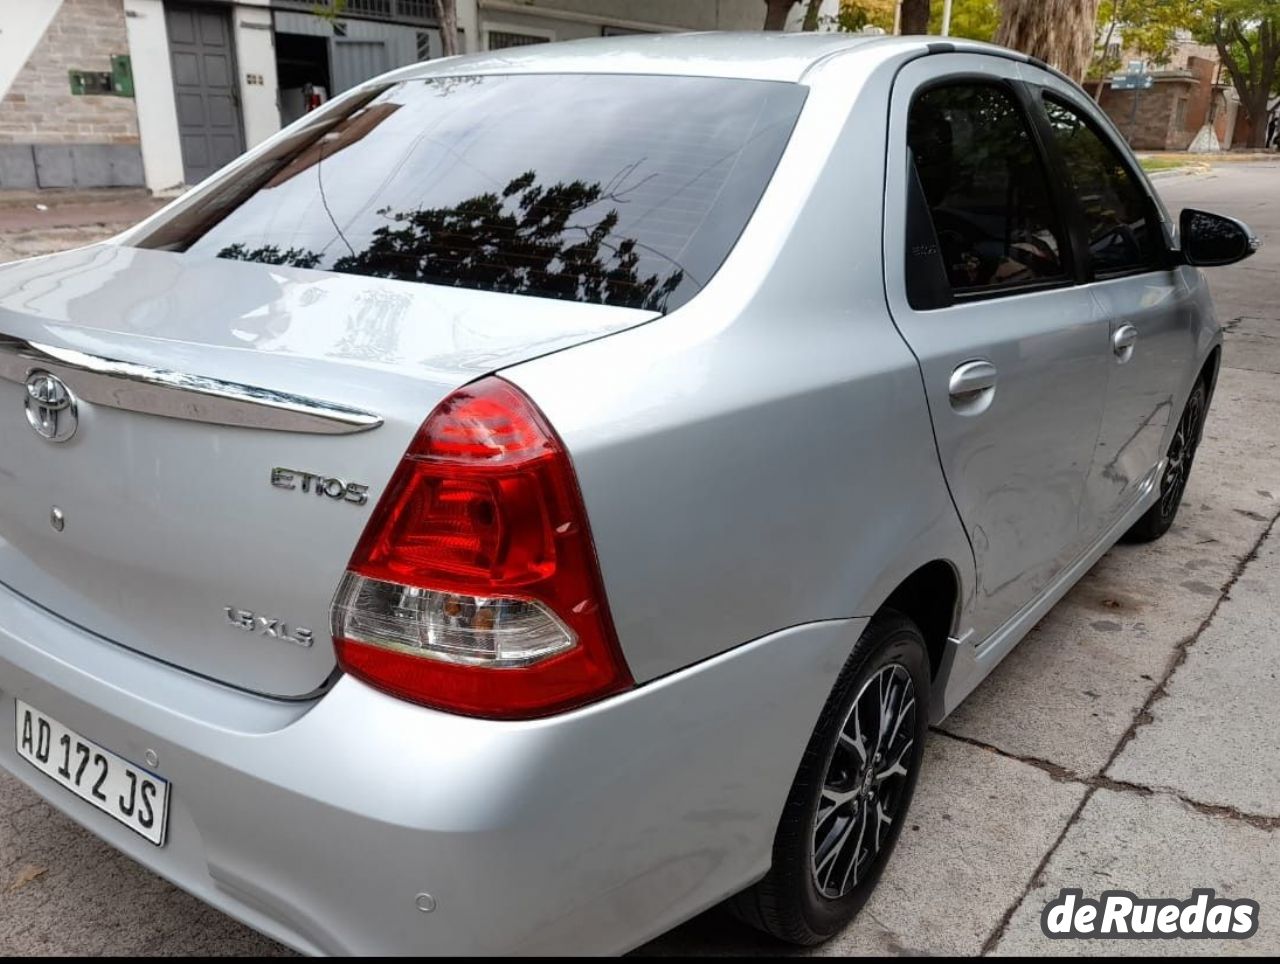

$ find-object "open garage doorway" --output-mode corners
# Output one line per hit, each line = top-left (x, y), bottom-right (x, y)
(275, 31), (331, 127)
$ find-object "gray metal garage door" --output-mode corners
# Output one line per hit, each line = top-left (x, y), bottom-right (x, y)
(274, 10), (420, 96)
(166, 3), (246, 184)
(332, 40), (392, 94)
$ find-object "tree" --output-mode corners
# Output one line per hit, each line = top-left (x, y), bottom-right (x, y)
(900, 0), (931, 34)
(1092, 0), (1280, 147)
(802, 0), (825, 30)
(836, 1), (897, 32)
(434, 0), (460, 56)
(930, 0), (999, 40)
(1193, 0), (1279, 148)
(995, 0), (1103, 81)
(330, 172), (685, 312)
(764, 0), (800, 29)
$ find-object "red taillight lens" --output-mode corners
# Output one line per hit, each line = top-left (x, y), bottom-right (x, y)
(331, 377), (633, 718)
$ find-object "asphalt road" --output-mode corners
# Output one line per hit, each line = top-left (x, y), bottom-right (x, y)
(2, 162), (1279, 956)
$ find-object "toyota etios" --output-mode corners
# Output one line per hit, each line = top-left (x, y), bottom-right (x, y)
(0, 32), (1256, 955)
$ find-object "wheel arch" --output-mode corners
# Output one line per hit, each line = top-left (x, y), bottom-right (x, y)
(878, 559), (962, 682)
(1199, 343), (1222, 400)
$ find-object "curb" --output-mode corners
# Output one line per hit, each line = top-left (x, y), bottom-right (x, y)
(1146, 164), (1213, 181)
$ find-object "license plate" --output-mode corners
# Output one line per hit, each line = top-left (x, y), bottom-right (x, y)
(15, 700), (170, 846)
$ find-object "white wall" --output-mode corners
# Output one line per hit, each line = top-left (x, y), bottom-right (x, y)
(123, 0), (185, 192)
(457, 0), (481, 53)
(0, 1), (63, 101)
(233, 2), (280, 149)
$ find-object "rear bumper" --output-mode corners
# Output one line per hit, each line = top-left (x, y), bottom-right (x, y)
(0, 582), (859, 955)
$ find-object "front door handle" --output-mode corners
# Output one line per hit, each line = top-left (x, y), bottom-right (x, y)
(948, 359), (998, 415)
(1112, 324), (1139, 363)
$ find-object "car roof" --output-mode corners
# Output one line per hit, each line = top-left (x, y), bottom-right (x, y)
(386, 31), (942, 85)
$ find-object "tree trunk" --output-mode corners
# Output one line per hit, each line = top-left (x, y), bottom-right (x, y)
(802, 0), (823, 31)
(1244, 93), (1272, 148)
(764, 0), (798, 30)
(1094, 0), (1123, 102)
(995, 0), (1101, 82)
(900, 0), (931, 35)
(434, 0), (460, 56)
(1211, 18), (1279, 149)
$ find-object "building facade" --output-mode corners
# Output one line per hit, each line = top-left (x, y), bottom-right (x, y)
(0, 0), (838, 194)
(1088, 24), (1254, 152)
(0, 0), (144, 190)
(1086, 56), (1240, 152)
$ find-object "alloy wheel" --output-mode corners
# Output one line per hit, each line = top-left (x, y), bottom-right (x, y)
(1159, 387), (1205, 518)
(810, 663), (917, 900)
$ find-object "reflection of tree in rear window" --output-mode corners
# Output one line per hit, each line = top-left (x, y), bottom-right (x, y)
(134, 74), (806, 313)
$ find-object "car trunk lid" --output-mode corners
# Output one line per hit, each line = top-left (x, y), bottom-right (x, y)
(0, 245), (655, 697)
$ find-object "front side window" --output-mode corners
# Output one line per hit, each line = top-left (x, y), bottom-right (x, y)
(1041, 95), (1161, 275)
(133, 73), (806, 313)
(907, 82), (1067, 296)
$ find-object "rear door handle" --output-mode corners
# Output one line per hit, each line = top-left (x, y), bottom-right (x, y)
(948, 359), (998, 414)
(949, 359), (997, 396)
(1112, 324), (1138, 362)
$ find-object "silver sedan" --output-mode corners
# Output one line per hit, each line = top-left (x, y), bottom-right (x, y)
(0, 32), (1256, 954)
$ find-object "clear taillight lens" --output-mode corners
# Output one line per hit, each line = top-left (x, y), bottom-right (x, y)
(330, 377), (632, 719)
(331, 574), (575, 667)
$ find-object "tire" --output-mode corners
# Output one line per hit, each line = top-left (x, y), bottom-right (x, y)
(1122, 378), (1208, 544)
(731, 611), (930, 945)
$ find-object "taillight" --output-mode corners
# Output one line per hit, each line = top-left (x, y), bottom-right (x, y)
(330, 376), (633, 718)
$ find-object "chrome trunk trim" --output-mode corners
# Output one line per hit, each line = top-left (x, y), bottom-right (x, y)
(0, 335), (382, 435)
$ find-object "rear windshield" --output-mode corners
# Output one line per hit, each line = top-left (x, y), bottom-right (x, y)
(133, 73), (806, 313)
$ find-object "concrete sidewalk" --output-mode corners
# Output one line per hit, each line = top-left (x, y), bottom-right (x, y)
(0, 188), (166, 264)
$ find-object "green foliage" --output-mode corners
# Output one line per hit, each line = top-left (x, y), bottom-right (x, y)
(1091, 0), (1202, 72)
(930, 0), (1000, 42)
(836, 0), (896, 33)
(310, 0), (349, 23)
(1091, 0), (1279, 143)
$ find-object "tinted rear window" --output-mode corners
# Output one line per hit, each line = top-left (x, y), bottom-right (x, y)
(134, 74), (806, 313)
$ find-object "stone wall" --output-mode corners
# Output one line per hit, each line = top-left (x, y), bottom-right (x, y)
(0, 0), (144, 189)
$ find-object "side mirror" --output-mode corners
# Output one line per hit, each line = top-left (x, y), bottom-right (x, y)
(1179, 208), (1261, 267)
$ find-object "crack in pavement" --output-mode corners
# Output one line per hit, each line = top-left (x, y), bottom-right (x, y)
(970, 502), (1280, 956)
(932, 730), (1280, 829)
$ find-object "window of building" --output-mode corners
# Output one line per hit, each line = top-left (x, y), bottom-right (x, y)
(487, 30), (551, 50)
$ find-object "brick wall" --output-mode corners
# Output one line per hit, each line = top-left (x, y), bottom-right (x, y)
(0, 0), (139, 146)
(1184, 56), (1217, 133)
(1094, 80), (1196, 151)
(0, 0), (144, 189)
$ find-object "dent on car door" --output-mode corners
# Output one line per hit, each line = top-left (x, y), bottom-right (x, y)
(1032, 89), (1197, 533)
(883, 60), (1112, 645)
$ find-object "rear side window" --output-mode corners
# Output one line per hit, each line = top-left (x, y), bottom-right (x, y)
(1040, 95), (1162, 275)
(132, 74), (806, 313)
(907, 83), (1068, 297)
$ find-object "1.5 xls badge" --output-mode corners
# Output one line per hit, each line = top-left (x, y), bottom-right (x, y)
(224, 607), (314, 648)
(271, 467), (369, 506)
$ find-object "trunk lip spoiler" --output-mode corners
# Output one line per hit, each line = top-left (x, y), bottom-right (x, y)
(0, 334), (383, 435)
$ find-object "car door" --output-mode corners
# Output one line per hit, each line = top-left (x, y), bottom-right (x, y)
(1030, 85), (1198, 534)
(883, 56), (1113, 645)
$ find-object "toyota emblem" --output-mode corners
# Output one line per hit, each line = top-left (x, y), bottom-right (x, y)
(24, 370), (78, 443)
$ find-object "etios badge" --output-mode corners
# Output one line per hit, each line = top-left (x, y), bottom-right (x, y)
(24, 370), (77, 443)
